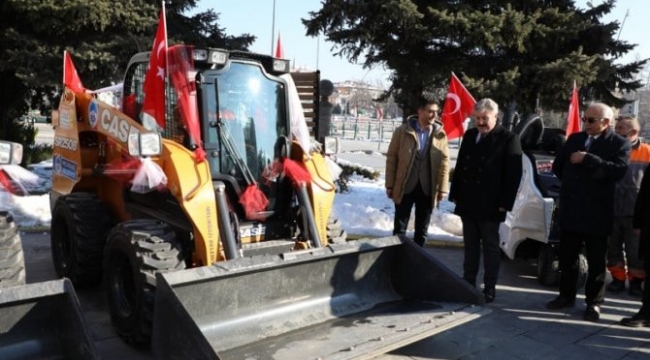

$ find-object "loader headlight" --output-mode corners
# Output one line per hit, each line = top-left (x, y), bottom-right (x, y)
(0, 141), (23, 165)
(193, 49), (208, 62)
(272, 59), (290, 73)
(209, 50), (229, 65)
(128, 132), (162, 157)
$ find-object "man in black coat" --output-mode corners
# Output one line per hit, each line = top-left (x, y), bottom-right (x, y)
(620, 163), (650, 327)
(546, 102), (630, 322)
(448, 98), (522, 303)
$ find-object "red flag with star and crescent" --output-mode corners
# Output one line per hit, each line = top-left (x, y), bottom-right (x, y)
(63, 51), (86, 93)
(440, 73), (476, 140)
(142, 8), (168, 130)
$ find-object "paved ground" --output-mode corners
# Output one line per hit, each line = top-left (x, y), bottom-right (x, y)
(18, 230), (650, 360)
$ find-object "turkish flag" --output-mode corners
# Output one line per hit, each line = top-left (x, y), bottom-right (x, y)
(440, 73), (476, 140)
(168, 45), (205, 162)
(63, 51), (86, 93)
(274, 32), (284, 58)
(566, 81), (581, 137)
(142, 9), (168, 130)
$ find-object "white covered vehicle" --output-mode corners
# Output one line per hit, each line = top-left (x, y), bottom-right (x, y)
(499, 114), (587, 286)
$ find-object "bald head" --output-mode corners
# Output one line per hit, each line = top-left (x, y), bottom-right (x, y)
(615, 115), (640, 142)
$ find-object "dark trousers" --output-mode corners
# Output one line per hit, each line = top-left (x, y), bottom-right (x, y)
(558, 230), (607, 305)
(461, 219), (501, 289)
(393, 183), (432, 246)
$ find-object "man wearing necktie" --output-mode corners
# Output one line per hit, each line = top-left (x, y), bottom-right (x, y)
(547, 102), (630, 322)
(448, 98), (522, 303)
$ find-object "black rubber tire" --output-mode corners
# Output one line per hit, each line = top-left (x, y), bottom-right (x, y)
(50, 193), (113, 288)
(326, 216), (347, 244)
(537, 244), (559, 286)
(103, 220), (185, 347)
(537, 244), (588, 289)
(0, 211), (26, 288)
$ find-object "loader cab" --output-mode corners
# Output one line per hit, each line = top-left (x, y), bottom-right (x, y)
(121, 47), (294, 219)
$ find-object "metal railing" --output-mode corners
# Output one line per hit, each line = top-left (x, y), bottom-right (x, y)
(329, 116), (401, 142)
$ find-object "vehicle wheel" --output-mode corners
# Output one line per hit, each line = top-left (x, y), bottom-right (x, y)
(0, 211), (26, 288)
(104, 220), (185, 347)
(50, 193), (113, 287)
(326, 216), (347, 244)
(537, 244), (559, 286)
(537, 244), (588, 289)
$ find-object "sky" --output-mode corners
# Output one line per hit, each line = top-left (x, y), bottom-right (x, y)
(195, 0), (649, 85)
(0, 160), (464, 243)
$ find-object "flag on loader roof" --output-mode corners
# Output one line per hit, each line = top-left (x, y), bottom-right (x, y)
(142, 7), (168, 130)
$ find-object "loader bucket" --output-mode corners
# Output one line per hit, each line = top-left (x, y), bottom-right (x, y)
(0, 279), (98, 360)
(152, 236), (489, 360)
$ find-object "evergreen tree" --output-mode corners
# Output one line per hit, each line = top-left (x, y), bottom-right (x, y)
(304, 0), (647, 116)
(0, 0), (254, 141)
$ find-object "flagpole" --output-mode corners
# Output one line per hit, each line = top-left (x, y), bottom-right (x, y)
(271, 0), (276, 55)
(162, 2), (168, 80)
(62, 51), (67, 86)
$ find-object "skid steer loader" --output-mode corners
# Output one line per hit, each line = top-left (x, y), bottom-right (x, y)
(0, 140), (98, 360)
(49, 46), (487, 359)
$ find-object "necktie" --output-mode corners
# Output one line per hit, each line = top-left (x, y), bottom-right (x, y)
(585, 136), (594, 150)
(476, 134), (482, 144)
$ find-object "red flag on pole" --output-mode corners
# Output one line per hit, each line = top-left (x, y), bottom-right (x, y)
(274, 31), (284, 58)
(440, 73), (476, 140)
(142, 8), (168, 130)
(566, 81), (581, 137)
(63, 51), (86, 93)
(168, 45), (206, 162)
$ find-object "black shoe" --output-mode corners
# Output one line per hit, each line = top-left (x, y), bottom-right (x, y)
(463, 278), (476, 288)
(620, 311), (650, 327)
(584, 305), (601, 322)
(629, 278), (643, 297)
(607, 278), (625, 293)
(546, 296), (575, 310)
(483, 287), (496, 303)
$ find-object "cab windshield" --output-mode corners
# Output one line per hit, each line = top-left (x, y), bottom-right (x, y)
(203, 62), (287, 187)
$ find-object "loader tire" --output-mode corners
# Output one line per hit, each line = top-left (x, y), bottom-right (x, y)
(326, 216), (347, 244)
(103, 220), (185, 347)
(51, 193), (113, 288)
(0, 211), (26, 288)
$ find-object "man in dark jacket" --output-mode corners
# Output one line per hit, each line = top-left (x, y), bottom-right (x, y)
(546, 102), (630, 322)
(448, 98), (522, 303)
(620, 164), (650, 327)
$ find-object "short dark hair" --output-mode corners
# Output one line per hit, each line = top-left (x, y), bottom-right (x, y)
(417, 94), (439, 109)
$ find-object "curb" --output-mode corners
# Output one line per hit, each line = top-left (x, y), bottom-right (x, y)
(426, 239), (464, 249)
(348, 234), (464, 249)
(19, 226), (51, 233)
